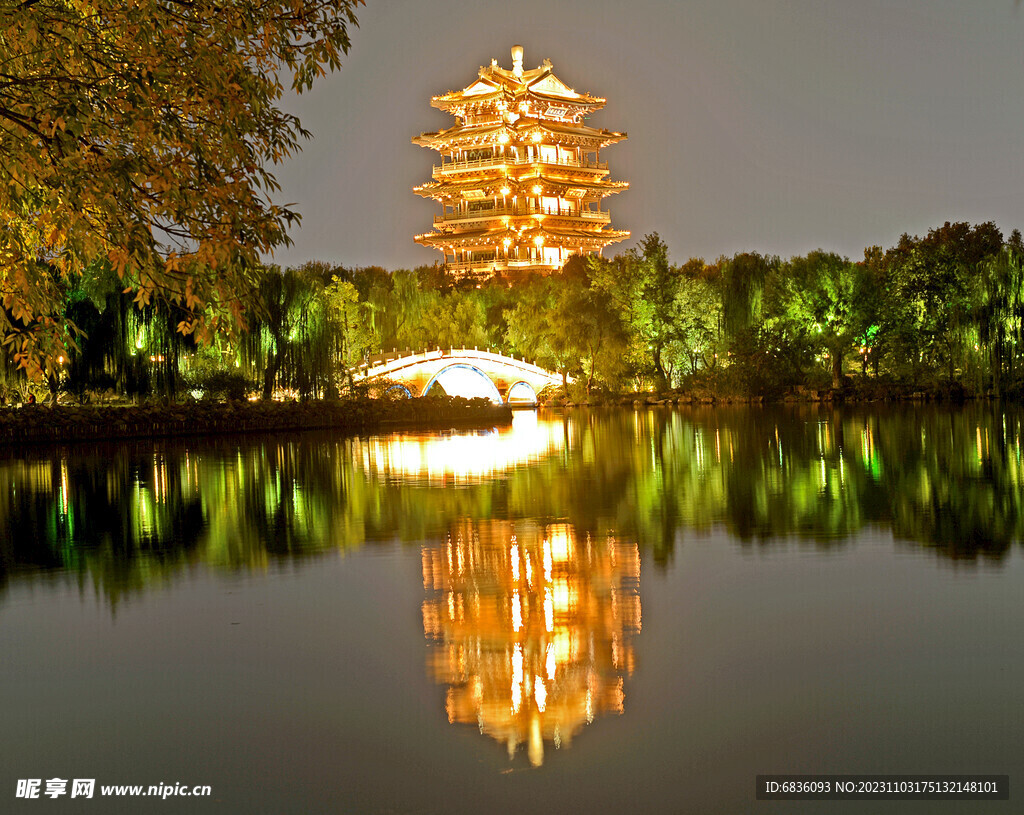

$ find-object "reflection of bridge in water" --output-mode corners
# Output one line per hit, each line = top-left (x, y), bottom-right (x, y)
(422, 521), (641, 766)
(351, 411), (565, 485)
(354, 348), (564, 404)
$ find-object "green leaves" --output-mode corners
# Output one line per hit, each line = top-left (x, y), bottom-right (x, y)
(0, 0), (362, 374)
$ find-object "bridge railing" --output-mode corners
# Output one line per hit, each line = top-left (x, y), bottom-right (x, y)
(355, 347), (560, 379)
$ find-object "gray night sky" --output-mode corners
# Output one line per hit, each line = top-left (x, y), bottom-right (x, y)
(269, 0), (1024, 270)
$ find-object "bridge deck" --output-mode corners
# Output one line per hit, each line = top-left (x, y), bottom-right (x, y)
(357, 348), (558, 381)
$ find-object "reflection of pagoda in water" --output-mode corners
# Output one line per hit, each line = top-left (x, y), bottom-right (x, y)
(421, 521), (641, 766)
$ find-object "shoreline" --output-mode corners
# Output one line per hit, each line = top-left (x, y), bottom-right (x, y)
(0, 396), (513, 446)
(2, 387), (1014, 446)
(542, 380), (1018, 408)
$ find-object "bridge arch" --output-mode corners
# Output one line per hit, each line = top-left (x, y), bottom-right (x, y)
(385, 383), (413, 399)
(356, 348), (566, 403)
(422, 363), (503, 404)
(506, 380), (538, 405)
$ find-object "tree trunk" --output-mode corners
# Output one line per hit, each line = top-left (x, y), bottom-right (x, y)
(262, 351), (279, 400)
(993, 336), (1003, 397)
(831, 348), (843, 389)
(652, 345), (669, 392)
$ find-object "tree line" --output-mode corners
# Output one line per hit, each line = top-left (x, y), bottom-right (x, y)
(6, 6), (1022, 404)
(2, 221), (1023, 403)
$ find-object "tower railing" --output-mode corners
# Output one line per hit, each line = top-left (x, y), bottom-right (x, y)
(442, 259), (562, 275)
(434, 206), (610, 224)
(433, 155), (608, 174)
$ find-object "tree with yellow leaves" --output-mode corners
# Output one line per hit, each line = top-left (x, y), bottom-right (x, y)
(0, 0), (362, 375)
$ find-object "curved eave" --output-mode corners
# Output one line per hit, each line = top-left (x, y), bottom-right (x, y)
(414, 124), (508, 149)
(416, 122), (627, 151)
(531, 121), (626, 148)
(431, 88), (505, 109)
(416, 225), (629, 249)
(414, 177), (627, 200)
(415, 226), (517, 247)
(414, 179), (511, 198)
(527, 89), (605, 111)
(520, 224), (631, 242)
(530, 176), (629, 195)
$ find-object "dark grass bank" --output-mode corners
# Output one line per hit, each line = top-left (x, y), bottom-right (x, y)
(0, 396), (513, 446)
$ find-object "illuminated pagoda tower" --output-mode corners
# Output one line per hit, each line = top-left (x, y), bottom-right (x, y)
(413, 45), (629, 280)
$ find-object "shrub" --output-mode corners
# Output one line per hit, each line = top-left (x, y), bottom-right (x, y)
(185, 366), (253, 401)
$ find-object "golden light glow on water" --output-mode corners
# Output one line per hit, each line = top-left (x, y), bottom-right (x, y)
(421, 520), (641, 766)
(353, 411), (565, 484)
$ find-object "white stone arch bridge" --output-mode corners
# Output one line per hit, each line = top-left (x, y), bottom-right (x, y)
(353, 348), (564, 405)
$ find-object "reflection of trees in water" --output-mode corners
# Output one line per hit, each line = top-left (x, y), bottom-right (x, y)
(0, 405), (1021, 604)
(533, 406), (1023, 563)
(0, 454), (206, 607)
(873, 408), (1024, 558)
(421, 521), (641, 766)
(0, 436), (381, 606)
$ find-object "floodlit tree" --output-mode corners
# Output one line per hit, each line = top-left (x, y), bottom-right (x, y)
(881, 222), (1003, 380)
(505, 267), (626, 394)
(969, 236), (1024, 393)
(673, 259), (722, 374)
(0, 0), (363, 375)
(779, 251), (864, 388)
(587, 245), (655, 388)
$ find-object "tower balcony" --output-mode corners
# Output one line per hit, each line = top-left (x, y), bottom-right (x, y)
(444, 259), (562, 277)
(434, 205), (611, 225)
(432, 155), (608, 177)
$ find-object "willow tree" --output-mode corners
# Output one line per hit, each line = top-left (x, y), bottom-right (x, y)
(63, 263), (197, 401)
(968, 236), (1024, 394)
(0, 0), (362, 376)
(243, 263), (374, 400)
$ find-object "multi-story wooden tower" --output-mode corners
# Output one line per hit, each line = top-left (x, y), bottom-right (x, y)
(413, 45), (629, 280)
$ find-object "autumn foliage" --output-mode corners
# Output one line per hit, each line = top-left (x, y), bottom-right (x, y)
(0, 0), (362, 374)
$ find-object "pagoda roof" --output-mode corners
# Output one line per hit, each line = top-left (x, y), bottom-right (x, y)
(415, 176), (628, 199)
(416, 224), (629, 248)
(414, 118), (624, 151)
(520, 224), (630, 242)
(431, 49), (606, 114)
(412, 123), (506, 149)
(529, 120), (626, 148)
(530, 175), (629, 194)
(413, 179), (507, 198)
(415, 227), (515, 247)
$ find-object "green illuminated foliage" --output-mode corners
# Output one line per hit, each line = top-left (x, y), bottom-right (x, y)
(774, 251), (865, 387)
(880, 222), (1003, 381)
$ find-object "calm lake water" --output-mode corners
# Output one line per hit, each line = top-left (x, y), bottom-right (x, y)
(1, 405), (1022, 814)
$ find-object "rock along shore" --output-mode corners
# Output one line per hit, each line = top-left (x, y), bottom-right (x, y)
(0, 396), (513, 446)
